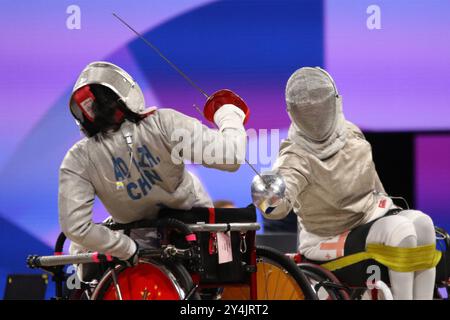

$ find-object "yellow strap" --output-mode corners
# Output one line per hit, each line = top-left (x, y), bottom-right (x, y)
(321, 244), (442, 272)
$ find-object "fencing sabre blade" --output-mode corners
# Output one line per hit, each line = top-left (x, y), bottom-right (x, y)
(112, 13), (265, 181)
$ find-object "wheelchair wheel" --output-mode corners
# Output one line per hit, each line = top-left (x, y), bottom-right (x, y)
(221, 246), (317, 300)
(298, 263), (350, 300)
(91, 259), (197, 300)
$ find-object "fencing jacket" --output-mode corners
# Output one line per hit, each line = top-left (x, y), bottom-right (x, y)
(263, 121), (394, 241)
(59, 105), (246, 260)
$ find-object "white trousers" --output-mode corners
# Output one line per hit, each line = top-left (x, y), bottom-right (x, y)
(367, 210), (436, 300)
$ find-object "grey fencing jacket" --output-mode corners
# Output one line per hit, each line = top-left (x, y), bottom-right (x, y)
(264, 121), (390, 238)
(59, 105), (246, 260)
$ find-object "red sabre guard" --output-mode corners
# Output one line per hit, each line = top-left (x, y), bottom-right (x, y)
(204, 89), (250, 125)
(113, 13), (264, 180)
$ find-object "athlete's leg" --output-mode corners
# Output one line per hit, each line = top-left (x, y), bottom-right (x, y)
(366, 215), (417, 300)
(397, 210), (436, 300)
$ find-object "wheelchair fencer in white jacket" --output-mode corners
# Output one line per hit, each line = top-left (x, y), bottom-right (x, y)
(251, 67), (440, 300)
(59, 62), (249, 273)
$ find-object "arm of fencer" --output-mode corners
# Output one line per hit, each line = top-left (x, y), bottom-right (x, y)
(158, 107), (246, 172)
(58, 150), (136, 261)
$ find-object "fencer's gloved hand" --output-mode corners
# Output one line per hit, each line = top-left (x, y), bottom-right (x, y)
(203, 89), (250, 125)
(122, 240), (139, 267)
(251, 171), (286, 214)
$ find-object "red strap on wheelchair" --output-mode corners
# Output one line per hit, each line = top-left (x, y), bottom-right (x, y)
(92, 252), (100, 263)
(208, 207), (216, 255)
(208, 207), (216, 224)
(185, 234), (197, 242)
(190, 273), (201, 285)
(91, 252), (113, 263)
(286, 253), (302, 264)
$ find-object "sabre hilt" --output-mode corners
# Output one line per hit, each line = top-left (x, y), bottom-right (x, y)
(251, 171), (287, 213)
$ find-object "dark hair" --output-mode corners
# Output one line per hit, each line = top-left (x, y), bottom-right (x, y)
(85, 84), (143, 136)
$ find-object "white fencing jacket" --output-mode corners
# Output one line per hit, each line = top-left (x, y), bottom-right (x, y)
(264, 121), (394, 240)
(59, 105), (246, 259)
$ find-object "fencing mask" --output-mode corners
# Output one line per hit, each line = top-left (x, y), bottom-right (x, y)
(69, 61), (149, 136)
(286, 67), (347, 159)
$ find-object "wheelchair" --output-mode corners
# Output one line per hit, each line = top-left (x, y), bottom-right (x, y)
(27, 206), (317, 300)
(288, 226), (450, 300)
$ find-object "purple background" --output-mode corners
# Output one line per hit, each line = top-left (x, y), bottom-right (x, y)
(325, 0), (450, 131)
(416, 135), (450, 225)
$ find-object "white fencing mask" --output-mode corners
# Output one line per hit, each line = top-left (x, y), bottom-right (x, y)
(286, 67), (347, 159)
